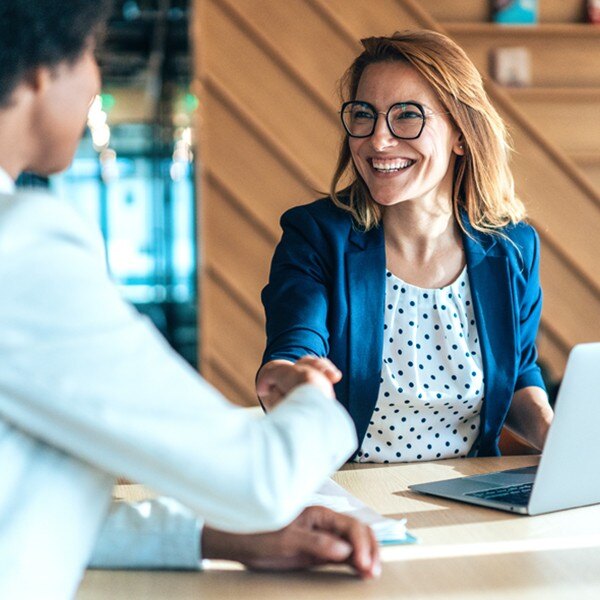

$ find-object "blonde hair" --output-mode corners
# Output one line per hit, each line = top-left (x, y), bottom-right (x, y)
(330, 30), (526, 233)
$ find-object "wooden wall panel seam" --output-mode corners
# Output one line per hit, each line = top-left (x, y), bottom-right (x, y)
(305, 0), (361, 51)
(571, 152), (600, 166)
(395, 0), (441, 29)
(204, 74), (322, 190)
(492, 87), (600, 211)
(535, 224), (600, 303)
(539, 320), (571, 355)
(205, 170), (278, 245)
(215, 0), (338, 118)
(206, 264), (264, 325)
(205, 354), (256, 401)
(510, 88), (600, 101)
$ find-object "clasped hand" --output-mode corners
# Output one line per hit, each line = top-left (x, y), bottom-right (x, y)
(256, 356), (342, 410)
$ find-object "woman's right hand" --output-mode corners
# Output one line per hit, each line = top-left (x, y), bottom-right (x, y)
(256, 357), (342, 411)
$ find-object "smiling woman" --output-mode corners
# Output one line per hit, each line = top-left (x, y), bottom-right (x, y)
(257, 30), (554, 464)
(346, 61), (462, 218)
(329, 31), (523, 234)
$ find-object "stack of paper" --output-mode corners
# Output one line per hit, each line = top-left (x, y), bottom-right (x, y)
(308, 479), (417, 546)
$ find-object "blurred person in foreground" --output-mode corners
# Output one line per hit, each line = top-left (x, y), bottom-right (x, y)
(0, 2), (379, 598)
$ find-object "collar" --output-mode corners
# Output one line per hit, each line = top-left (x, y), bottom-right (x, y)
(459, 209), (498, 253)
(0, 165), (16, 195)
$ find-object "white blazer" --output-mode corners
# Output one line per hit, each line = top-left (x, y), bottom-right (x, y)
(0, 185), (356, 599)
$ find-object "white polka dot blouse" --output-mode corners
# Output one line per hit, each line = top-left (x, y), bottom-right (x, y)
(356, 267), (484, 463)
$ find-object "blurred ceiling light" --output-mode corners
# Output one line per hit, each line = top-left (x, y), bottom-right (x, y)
(170, 161), (187, 182)
(181, 126), (192, 145)
(92, 124), (111, 151)
(100, 148), (119, 182)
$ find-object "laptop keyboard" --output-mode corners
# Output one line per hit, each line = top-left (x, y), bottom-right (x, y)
(465, 482), (533, 506)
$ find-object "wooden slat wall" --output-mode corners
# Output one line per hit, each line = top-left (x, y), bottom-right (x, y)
(449, 29), (600, 88)
(580, 161), (600, 191)
(193, 0), (599, 404)
(508, 91), (600, 155)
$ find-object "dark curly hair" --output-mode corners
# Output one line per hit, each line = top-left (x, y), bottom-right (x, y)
(0, 0), (113, 107)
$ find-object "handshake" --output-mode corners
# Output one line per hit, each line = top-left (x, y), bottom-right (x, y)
(256, 356), (342, 410)
(248, 356), (380, 578)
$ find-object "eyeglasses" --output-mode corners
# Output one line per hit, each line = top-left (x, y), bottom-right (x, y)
(340, 100), (447, 140)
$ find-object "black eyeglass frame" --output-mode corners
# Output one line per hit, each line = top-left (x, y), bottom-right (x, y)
(340, 100), (429, 140)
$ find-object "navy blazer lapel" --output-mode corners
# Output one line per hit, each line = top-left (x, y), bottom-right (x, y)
(343, 217), (516, 452)
(463, 229), (516, 453)
(346, 225), (386, 445)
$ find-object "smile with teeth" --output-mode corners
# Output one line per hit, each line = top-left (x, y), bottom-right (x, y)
(370, 158), (416, 173)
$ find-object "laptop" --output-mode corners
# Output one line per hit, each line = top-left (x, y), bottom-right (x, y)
(409, 343), (600, 516)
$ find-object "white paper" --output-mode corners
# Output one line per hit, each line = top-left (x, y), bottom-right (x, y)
(307, 479), (416, 545)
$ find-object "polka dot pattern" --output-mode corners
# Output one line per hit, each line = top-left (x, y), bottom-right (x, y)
(356, 267), (484, 463)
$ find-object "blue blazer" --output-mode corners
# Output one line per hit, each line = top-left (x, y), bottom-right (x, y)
(261, 198), (546, 457)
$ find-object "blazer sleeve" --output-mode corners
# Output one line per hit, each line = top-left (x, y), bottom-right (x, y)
(261, 205), (332, 364)
(515, 226), (546, 392)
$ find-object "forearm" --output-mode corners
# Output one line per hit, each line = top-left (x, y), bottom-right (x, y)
(201, 506), (381, 578)
(504, 386), (554, 451)
(201, 526), (255, 562)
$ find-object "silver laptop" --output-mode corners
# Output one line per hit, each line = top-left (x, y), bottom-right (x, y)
(409, 343), (600, 515)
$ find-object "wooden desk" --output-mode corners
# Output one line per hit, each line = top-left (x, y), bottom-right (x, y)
(77, 456), (600, 599)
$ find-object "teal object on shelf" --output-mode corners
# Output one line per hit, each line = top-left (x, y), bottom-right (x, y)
(493, 0), (538, 25)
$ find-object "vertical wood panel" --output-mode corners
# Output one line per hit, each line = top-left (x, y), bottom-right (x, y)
(510, 96), (600, 154)
(539, 245), (600, 343)
(505, 114), (600, 288)
(225, 0), (358, 104)
(203, 178), (275, 312)
(202, 274), (264, 405)
(537, 325), (569, 383)
(202, 89), (314, 234)
(202, 0), (339, 186)
(202, 357), (256, 407)
(579, 163), (600, 191)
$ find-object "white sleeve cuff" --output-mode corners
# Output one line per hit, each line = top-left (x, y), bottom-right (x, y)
(271, 383), (358, 464)
(89, 497), (203, 570)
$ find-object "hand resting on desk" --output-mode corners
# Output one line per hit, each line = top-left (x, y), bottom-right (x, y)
(202, 505), (380, 579)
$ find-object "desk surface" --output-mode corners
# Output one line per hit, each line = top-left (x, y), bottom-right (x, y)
(78, 456), (600, 599)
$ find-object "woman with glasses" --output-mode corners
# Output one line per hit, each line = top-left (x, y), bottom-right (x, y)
(257, 31), (553, 463)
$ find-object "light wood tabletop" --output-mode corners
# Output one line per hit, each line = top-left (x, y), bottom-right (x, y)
(77, 455), (600, 599)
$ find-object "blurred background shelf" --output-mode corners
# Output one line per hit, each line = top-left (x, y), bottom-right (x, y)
(418, 0), (594, 24)
(446, 23), (600, 36)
